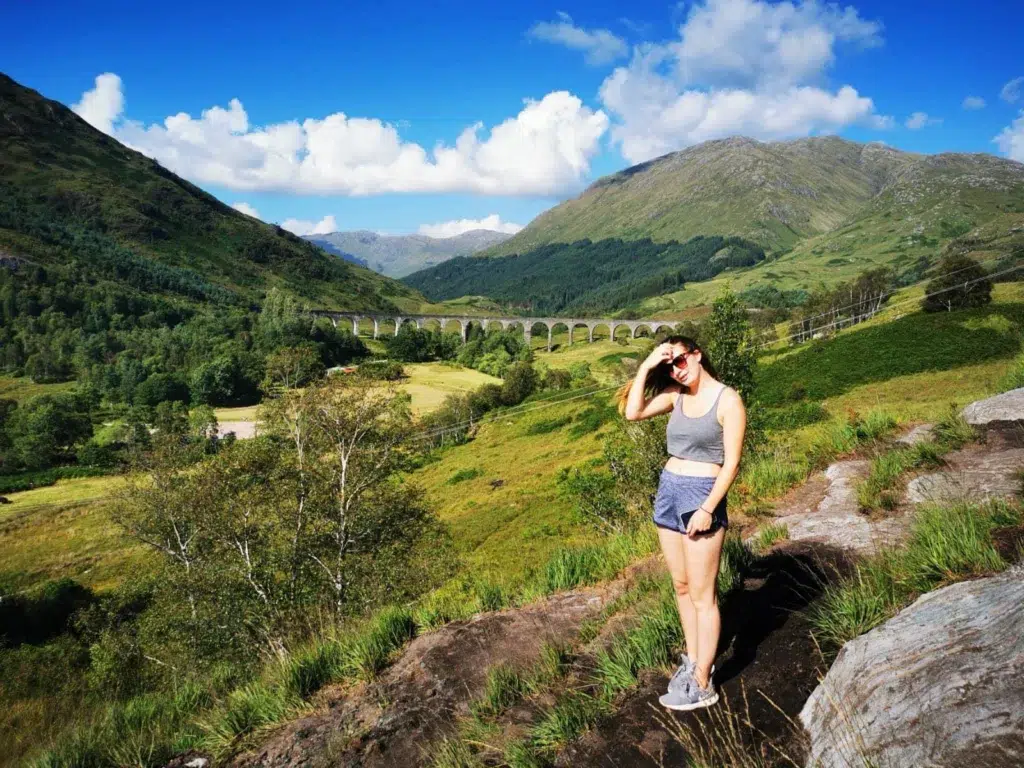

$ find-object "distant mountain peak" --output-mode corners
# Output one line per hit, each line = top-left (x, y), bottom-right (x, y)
(305, 229), (513, 277)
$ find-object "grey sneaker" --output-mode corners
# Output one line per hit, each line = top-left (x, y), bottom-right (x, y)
(667, 656), (695, 694)
(659, 675), (719, 711)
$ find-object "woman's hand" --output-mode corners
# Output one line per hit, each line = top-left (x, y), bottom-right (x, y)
(640, 342), (674, 372)
(686, 508), (713, 537)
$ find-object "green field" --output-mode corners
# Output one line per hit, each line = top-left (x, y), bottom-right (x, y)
(396, 363), (502, 414)
(0, 475), (147, 593)
(0, 377), (77, 404)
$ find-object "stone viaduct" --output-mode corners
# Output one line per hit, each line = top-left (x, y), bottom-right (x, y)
(313, 311), (682, 351)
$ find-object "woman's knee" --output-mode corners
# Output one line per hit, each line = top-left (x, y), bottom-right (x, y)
(689, 588), (718, 613)
(672, 577), (690, 598)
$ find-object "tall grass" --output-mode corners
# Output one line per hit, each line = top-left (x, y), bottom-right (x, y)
(593, 587), (681, 698)
(749, 523), (790, 554)
(530, 692), (610, 754)
(998, 352), (1024, 393)
(857, 442), (943, 512)
(811, 499), (1019, 650)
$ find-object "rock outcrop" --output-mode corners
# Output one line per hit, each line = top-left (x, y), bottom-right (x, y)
(800, 564), (1024, 768)
(770, 460), (906, 554)
(907, 389), (1024, 506)
(961, 387), (1024, 427)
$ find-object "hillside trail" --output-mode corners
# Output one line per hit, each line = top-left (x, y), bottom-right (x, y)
(222, 402), (1024, 768)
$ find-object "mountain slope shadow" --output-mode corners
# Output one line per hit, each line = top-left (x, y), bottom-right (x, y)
(558, 541), (855, 768)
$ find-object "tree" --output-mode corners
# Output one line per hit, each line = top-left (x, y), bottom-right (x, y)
(261, 342), (324, 393)
(5, 394), (93, 469)
(501, 362), (538, 405)
(921, 255), (992, 313)
(701, 290), (756, 400)
(111, 376), (451, 660)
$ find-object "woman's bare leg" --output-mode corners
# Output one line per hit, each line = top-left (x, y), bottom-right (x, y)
(658, 526), (698, 664)
(681, 527), (725, 688)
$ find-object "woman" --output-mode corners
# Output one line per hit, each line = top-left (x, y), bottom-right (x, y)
(620, 336), (746, 711)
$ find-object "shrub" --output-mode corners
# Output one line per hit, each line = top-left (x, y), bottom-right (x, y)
(921, 255), (992, 313)
(524, 415), (572, 435)
(446, 467), (483, 485)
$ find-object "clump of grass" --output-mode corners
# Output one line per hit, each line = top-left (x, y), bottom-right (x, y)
(567, 402), (617, 438)
(530, 691), (609, 753)
(737, 446), (808, 501)
(428, 736), (482, 768)
(807, 409), (899, 468)
(341, 605), (418, 681)
(997, 352), (1024, 393)
(32, 684), (212, 768)
(203, 682), (293, 752)
(718, 534), (755, 598)
(413, 590), (476, 632)
(931, 407), (977, 449)
(470, 663), (531, 720)
(750, 523), (789, 553)
(471, 577), (509, 613)
(857, 441), (945, 512)
(593, 589), (681, 697)
(811, 500), (1014, 650)
(540, 546), (605, 593)
(504, 739), (551, 768)
(900, 502), (1006, 592)
(658, 685), (801, 768)
(284, 638), (347, 699)
(446, 467), (483, 485)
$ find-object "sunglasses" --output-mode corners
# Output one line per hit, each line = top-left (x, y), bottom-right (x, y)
(668, 351), (696, 369)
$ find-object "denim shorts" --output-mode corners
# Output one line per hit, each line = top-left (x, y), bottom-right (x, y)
(652, 469), (728, 535)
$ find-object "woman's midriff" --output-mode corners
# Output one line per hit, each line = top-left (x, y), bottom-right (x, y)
(664, 457), (721, 478)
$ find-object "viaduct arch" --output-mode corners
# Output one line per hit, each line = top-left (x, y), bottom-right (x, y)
(313, 311), (680, 351)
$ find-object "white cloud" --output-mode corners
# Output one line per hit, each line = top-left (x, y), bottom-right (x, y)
(670, 0), (882, 90)
(78, 76), (608, 197)
(904, 111), (942, 130)
(72, 73), (124, 135)
(418, 214), (524, 238)
(529, 12), (629, 65)
(281, 215), (338, 236)
(1000, 76), (1023, 104)
(597, 0), (890, 164)
(994, 111), (1024, 162)
(962, 96), (986, 110)
(231, 202), (262, 219)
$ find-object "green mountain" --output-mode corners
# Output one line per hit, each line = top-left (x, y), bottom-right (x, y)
(483, 136), (1024, 259)
(419, 136), (1024, 314)
(0, 72), (427, 313)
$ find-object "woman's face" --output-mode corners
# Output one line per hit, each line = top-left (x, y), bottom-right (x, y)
(667, 343), (702, 388)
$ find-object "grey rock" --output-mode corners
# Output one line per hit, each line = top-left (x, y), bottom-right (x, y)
(776, 461), (906, 554)
(185, 759), (209, 768)
(906, 446), (1024, 504)
(896, 423), (934, 446)
(800, 565), (1024, 768)
(961, 388), (1024, 426)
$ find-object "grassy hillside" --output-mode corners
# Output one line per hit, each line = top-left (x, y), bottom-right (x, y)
(403, 235), (765, 315)
(449, 136), (1023, 316)
(485, 136), (1024, 259)
(0, 72), (431, 313)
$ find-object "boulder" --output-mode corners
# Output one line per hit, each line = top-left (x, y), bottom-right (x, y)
(800, 564), (1024, 768)
(961, 387), (1024, 427)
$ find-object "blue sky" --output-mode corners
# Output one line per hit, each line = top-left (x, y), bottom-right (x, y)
(3, 0), (1023, 238)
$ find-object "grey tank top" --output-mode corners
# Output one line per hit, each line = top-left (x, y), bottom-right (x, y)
(666, 386), (726, 464)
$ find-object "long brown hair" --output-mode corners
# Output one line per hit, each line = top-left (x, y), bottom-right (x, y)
(616, 335), (718, 412)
